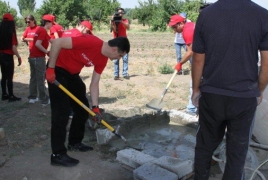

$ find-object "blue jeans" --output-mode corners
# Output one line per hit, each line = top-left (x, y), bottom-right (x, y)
(114, 54), (129, 77)
(174, 43), (186, 63)
(186, 80), (197, 113)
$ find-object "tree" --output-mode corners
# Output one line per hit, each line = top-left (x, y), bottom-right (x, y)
(37, 0), (87, 28)
(17, 0), (36, 15)
(150, 0), (181, 31)
(0, 1), (18, 21)
(132, 0), (156, 27)
(83, 0), (120, 29)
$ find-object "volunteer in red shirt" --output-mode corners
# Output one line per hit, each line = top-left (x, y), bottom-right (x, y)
(168, 14), (197, 115)
(21, 15), (39, 52)
(61, 20), (94, 119)
(49, 15), (64, 39)
(62, 20), (93, 38)
(28, 14), (52, 106)
(0, 13), (22, 102)
(111, 7), (130, 80)
(45, 35), (130, 167)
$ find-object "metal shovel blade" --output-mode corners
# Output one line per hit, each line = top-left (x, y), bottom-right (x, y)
(146, 98), (165, 111)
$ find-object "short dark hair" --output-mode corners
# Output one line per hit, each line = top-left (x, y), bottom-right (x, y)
(116, 7), (125, 14)
(108, 37), (130, 54)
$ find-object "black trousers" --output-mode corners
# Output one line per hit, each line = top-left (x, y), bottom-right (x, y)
(48, 67), (89, 154)
(0, 53), (14, 96)
(194, 93), (257, 180)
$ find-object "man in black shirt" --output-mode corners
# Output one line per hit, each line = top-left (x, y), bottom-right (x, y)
(192, 0), (268, 179)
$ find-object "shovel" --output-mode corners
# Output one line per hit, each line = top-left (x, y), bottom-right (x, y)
(146, 70), (177, 111)
(53, 80), (127, 143)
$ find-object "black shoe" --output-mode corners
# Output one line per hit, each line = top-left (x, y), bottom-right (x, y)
(51, 153), (79, 167)
(2, 94), (9, 101)
(8, 95), (21, 102)
(123, 75), (130, 79)
(114, 76), (120, 80)
(68, 143), (93, 152)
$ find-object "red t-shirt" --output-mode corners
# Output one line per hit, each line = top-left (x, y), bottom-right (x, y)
(50, 24), (64, 39)
(113, 18), (128, 38)
(62, 28), (82, 38)
(56, 35), (108, 75)
(0, 33), (17, 55)
(22, 25), (39, 50)
(30, 27), (50, 58)
(183, 22), (195, 45)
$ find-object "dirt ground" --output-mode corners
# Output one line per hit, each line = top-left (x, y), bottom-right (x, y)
(1, 29), (265, 180)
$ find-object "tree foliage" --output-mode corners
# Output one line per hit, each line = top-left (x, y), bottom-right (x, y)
(10, 0), (205, 31)
(17, 0), (36, 15)
(0, 1), (18, 22)
(83, 0), (120, 30)
(132, 0), (156, 27)
(150, 0), (181, 31)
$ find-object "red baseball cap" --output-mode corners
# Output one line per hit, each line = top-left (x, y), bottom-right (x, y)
(81, 20), (93, 35)
(2, 13), (14, 21)
(42, 14), (55, 24)
(168, 15), (185, 26)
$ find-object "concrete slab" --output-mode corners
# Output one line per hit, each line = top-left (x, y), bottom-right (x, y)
(116, 148), (156, 169)
(152, 156), (193, 178)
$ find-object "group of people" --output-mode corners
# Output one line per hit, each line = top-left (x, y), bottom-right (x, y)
(1, 0), (268, 179)
(0, 9), (130, 167)
(169, 0), (268, 179)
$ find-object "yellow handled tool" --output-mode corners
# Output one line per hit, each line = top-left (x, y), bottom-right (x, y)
(54, 80), (127, 142)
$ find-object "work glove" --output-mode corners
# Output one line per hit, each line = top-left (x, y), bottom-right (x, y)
(18, 57), (22, 66)
(46, 67), (56, 83)
(175, 62), (182, 72)
(92, 107), (102, 124)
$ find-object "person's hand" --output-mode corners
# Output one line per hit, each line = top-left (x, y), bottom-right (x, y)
(18, 57), (22, 66)
(46, 67), (55, 83)
(46, 51), (50, 57)
(192, 90), (201, 107)
(175, 62), (182, 72)
(92, 107), (102, 124)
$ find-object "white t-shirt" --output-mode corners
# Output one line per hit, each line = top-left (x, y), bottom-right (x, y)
(174, 19), (192, 44)
(174, 32), (185, 44)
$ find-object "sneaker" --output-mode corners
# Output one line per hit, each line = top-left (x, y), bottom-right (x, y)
(114, 76), (120, 80)
(68, 142), (93, 152)
(29, 98), (39, 104)
(2, 94), (10, 101)
(51, 153), (79, 167)
(8, 95), (22, 102)
(41, 99), (50, 107)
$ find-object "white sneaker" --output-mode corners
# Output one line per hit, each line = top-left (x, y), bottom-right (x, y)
(29, 98), (39, 104)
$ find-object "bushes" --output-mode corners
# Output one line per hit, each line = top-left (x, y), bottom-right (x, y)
(158, 63), (173, 74)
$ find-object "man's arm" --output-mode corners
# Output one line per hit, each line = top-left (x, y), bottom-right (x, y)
(48, 37), (72, 68)
(258, 50), (268, 104)
(180, 43), (193, 64)
(90, 70), (101, 106)
(121, 19), (130, 30)
(191, 52), (205, 107)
